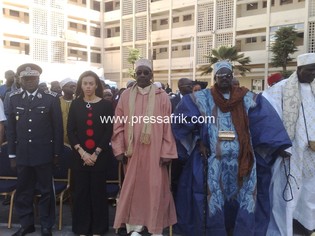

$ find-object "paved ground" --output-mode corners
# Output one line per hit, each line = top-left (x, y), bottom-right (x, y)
(1, 196), (314, 236)
(0, 198), (178, 236)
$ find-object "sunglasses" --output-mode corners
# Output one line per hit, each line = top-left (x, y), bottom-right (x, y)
(179, 84), (193, 88)
(136, 70), (151, 76)
(216, 74), (233, 79)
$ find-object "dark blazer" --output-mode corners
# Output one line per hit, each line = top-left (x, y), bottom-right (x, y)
(67, 98), (113, 171)
(170, 94), (181, 113)
(7, 89), (63, 166)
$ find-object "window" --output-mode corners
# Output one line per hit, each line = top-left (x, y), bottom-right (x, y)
(159, 48), (167, 53)
(183, 14), (192, 21)
(91, 52), (101, 63)
(261, 36), (266, 42)
(93, 1), (100, 11)
(9, 10), (20, 17)
(263, 1), (267, 8)
(172, 46), (178, 51)
(10, 41), (20, 47)
(115, 27), (120, 32)
(173, 17), (179, 23)
(182, 45), (191, 50)
(25, 44), (30, 55)
(263, 0), (276, 7)
(70, 49), (77, 54)
(160, 19), (168, 25)
(246, 3), (258, 10)
(280, 0), (293, 5)
(82, 25), (87, 31)
(107, 29), (112, 38)
(246, 37), (257, 43)
(252, 79), (264, 93)
(105, 2), (113, 12)
(92, 28), (100, 37)
(69, 22), (77, 28)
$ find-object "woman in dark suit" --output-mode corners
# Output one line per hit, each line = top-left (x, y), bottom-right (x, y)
(67, 70), (113, 236)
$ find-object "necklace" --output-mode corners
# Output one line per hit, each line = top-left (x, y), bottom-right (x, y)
(84, 96), (97, 109)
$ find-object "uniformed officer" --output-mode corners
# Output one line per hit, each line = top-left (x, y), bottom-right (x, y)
(6, 63), (63, 236)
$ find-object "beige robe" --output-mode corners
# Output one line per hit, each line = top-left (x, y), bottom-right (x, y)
(111, 86), (177, 234)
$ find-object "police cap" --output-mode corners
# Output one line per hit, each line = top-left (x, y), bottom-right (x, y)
(17, 63), (42, 78)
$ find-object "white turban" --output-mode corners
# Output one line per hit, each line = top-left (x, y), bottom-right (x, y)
(60, 78), (76, 88)
(297, 53), (315, 67)
(213, 60), (233, 75)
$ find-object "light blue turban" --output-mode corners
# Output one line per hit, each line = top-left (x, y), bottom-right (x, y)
(213, 60), (233, 75)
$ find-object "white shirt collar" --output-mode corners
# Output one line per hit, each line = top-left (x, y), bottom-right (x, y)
(26, 89), (38, 97)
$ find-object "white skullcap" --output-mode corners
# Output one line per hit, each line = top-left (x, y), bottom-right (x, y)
(153, 81), (162, 88)
(60, 78), (76, 88)
(213, 60), (233, 75)
(135, 58), (152, 71)
(297, 53), (315, 67)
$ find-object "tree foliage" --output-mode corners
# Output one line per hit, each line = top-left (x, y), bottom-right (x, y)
(270, 26), (298, 72)
(127, 48), (142, 79)
(199, 46), (251, 77)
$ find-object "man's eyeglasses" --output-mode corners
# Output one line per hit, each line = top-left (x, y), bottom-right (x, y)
(216, 74), (233, 79)
(136, 70), (151, 76)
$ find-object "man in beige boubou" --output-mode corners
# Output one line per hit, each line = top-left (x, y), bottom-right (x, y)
(111, 58), (177, 236)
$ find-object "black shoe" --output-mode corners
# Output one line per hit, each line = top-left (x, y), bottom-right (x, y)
(117, 227), (127, 236)
(12, 225), (35, 236)
(41, 227), (52, 236)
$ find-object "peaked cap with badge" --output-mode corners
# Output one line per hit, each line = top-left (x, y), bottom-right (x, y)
(17, 63), (42, 78)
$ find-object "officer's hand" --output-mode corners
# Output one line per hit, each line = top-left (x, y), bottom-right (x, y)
(198, 140), (210, 158)
(10, 158), (17, 171)
(53, 155), (60, 168)
(116, 154), (127, 165)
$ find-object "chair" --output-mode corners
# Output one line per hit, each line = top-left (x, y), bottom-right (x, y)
(0, 142), (18, 228)
(106, 146), (122, 205)
(53, 143), (73, 230)
(168, 162), (173, 236)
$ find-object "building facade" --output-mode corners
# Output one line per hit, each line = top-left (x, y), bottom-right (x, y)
(0, 0), (314, 91)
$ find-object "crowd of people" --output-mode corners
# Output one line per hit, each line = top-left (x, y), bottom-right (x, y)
(0, 52), (314, 236)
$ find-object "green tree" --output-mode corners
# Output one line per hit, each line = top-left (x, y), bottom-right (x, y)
(199, 45), (251, 76)
(127, 48), (142, 79)
(270, 26), (298, 74)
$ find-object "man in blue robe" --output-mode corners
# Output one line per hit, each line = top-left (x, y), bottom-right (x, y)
(171, 61), (291, 236)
